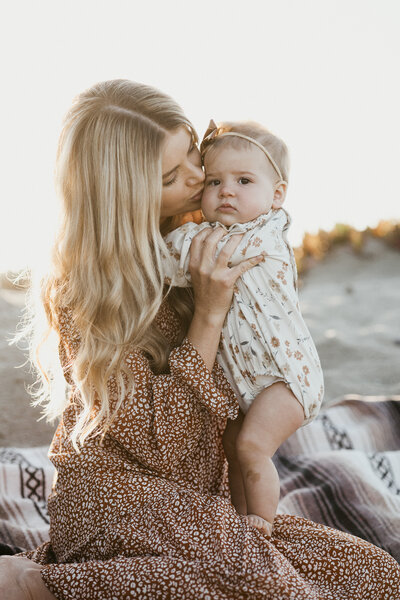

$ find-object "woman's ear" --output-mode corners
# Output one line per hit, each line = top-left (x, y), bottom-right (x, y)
(272, 181), (287, 209)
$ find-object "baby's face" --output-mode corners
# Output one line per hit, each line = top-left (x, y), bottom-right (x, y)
(202, 145), (280, 226)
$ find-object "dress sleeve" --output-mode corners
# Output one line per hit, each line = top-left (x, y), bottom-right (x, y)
(56, 306), (238, 474)
(106, 337), (238, 473)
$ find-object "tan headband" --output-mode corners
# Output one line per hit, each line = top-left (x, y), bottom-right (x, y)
(200, 119), (286, 183)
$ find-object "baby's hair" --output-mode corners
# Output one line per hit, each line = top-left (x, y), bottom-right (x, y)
(203, 121), (290, 184)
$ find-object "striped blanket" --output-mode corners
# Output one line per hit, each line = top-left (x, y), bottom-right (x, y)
(276, 394), (400, 560)
(1, 395), (399, 560)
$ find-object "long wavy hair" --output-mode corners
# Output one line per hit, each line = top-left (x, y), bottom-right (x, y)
(26, 79), (197, 450)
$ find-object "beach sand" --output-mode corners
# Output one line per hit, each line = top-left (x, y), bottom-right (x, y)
(300, 237), (400, 401)
(0, 236), (399, 447)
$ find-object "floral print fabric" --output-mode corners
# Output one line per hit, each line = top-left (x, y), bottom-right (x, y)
(24, 301), (400, 599)
(164, 208), (324, 419)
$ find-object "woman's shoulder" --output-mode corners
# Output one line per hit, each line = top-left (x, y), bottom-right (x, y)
(57, 299), (183, 357)
(154, 298), (183, 347)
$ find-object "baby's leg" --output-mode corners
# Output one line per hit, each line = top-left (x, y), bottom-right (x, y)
(236, 382), (304, 535)
(222, 411), (246, 514)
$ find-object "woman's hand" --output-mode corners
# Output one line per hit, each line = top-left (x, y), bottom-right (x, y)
(0, 556), (56, 600)
(187, 226), (265, 370)
(189, 226), (264, 324)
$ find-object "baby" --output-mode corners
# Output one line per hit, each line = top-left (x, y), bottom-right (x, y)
(163, 120), (324, 535)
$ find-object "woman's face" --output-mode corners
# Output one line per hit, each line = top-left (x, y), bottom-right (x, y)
(161, 126), (205, 218)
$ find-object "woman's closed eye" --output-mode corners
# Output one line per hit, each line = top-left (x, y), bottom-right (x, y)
(164, 174), (178, 186)
(164, 143), (198, 186)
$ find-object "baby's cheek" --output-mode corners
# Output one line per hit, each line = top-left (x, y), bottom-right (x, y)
(201, 191), (215, 220)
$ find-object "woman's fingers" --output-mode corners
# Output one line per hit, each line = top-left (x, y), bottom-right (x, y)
(189, 226), (226, 268)
(215, 233), (243, 266)
(189, 226), (265, 282)
(214, 234), (266, 280)
(228, 253), (266, 281)
(188, 225), (265, 323)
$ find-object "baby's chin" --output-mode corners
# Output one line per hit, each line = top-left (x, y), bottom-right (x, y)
(202, 209), (262, 227)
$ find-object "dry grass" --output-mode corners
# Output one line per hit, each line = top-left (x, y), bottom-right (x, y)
(294, 220), (400, 276)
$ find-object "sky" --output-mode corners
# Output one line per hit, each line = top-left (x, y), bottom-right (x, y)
(1, 0), (399, 272)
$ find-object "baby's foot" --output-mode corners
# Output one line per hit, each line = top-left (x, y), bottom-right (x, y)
(245, 514), (273, 536)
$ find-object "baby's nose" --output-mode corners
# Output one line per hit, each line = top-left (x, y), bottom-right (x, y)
(219, 185), (234, 197)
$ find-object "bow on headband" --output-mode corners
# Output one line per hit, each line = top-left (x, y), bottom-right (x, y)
(199, 119), (220, 157)
(200, 119), (286, 184)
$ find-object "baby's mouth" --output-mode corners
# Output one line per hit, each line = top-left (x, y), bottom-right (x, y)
(218, 203), (236, 211)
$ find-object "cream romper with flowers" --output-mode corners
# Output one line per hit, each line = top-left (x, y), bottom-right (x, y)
(163, 207), (324, 423)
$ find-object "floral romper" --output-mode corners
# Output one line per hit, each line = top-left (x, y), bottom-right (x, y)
(164, 208), (324, 421)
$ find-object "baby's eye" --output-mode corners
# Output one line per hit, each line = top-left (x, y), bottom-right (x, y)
(207, 179), (221, 186)
(239, 177), (251, 184)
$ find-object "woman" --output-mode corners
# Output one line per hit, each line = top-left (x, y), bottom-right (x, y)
(0, 79), (399, 599)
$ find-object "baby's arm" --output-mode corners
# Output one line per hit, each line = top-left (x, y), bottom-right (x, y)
(162, 222), (208, 287)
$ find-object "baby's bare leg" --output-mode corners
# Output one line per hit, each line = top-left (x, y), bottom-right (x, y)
(222, 411), (247, 514)
(236, 382), (304, 534)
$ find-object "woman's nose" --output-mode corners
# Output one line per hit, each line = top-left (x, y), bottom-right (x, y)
(187, 163), (205, 186)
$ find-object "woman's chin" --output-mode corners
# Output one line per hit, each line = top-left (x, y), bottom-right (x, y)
(188, 199), (202, 212)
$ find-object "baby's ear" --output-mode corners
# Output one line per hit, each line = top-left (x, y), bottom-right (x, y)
(272, 181), (287, 209)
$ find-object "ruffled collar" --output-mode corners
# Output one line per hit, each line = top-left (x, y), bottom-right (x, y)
(209, 208), (287, 233)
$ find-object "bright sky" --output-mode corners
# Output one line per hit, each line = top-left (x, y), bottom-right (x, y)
(1, 0), (399, 272)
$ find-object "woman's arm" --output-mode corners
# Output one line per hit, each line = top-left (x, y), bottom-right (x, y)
(187, 226), (265, 370)
(164, 225), (267, 370)
(106, 227), (266, 473)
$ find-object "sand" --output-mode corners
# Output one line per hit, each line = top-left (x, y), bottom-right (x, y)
(0, 236), (399, 447)
(0, 288), (55, 446)
(300, 237), (400, 401)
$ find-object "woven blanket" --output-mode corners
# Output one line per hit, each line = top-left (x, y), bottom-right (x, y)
(1, 395), (399, 560)
(0, 446), (52, 554)
(276, 394), (400, 561)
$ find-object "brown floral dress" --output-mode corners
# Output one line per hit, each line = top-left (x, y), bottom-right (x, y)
(25, 301), (400, 599)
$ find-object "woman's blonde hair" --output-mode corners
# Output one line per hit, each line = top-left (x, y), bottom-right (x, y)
(203, 121), (290, 183)
(29, 79), (196, 450)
